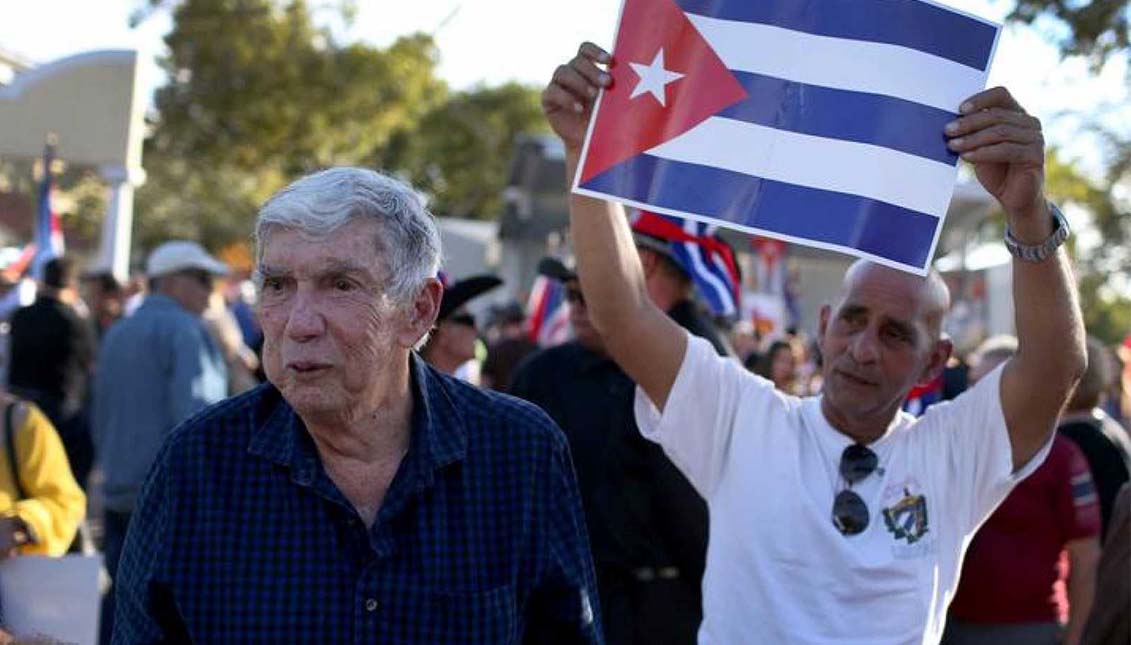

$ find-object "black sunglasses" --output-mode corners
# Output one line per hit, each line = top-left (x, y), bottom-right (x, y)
(182, 270), (213, 288)
(449, 312), (476, 328)
(564, 287), (585, 306)
(832, 444), (878, 536)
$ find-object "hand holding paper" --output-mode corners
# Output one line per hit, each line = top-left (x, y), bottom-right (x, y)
(945, 87), (1050, 239)
(542, 43), (612, 155)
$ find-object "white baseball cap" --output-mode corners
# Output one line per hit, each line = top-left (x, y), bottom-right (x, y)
(146, 241), (230, 278)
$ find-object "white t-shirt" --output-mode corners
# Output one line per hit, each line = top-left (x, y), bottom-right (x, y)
(634, 333), (1051, 645)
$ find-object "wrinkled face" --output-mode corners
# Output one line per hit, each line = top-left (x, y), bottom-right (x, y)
(818, 266), (945, 422)
(258, 219), (412, 419)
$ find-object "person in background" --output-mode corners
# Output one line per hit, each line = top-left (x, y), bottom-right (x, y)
(79, 269), (125, 343)
(1115, 336), (1131, 430)
(420, 273), (501, 380)
(1057, 336), (1131, 538)
(0, 391), (87, 641)
(480, 302), (537, 393)
(229, 278), (262, 353)
(629, 211), (736, 358)
(752, 340), (799, 394)
(0, 393), (86, 557)
(120, 266), (148, 317)
(944, 335), (1100, 645)
(1081, 482), (1129, 645)
(203, 288), (260, 395)
(7, 257), (96, 489)
(510, 257), (709, 645)
(92, 240), (229, 643)
(729, 320), (761, 371)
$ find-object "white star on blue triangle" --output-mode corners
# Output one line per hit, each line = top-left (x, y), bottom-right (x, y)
(629, 48), (685, 107)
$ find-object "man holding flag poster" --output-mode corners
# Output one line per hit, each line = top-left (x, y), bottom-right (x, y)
(542, 0), (1085, 640)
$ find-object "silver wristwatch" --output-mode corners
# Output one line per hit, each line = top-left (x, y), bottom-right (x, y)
(1003, 201), (1070, 263)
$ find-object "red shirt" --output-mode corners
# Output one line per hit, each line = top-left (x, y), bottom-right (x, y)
(948, 435), (1101, 623)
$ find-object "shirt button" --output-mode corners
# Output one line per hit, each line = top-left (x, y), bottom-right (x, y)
(365, 598), (379, 612)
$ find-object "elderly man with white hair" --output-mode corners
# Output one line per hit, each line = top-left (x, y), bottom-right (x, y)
(112, 168), (601, 644)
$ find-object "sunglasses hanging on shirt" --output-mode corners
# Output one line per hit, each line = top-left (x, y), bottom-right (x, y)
(832, 443), (879, 536)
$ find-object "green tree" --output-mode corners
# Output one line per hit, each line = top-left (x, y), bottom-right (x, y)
(1009, 0), (1129, 67)
(133, 0), (549, 257)
(135, 0), (447, 253)
(1041, 150), (1131, 346)
(381, 83), (548, 218)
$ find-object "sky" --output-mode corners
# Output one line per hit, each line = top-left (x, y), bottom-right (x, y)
(1, 0), (1126, 179)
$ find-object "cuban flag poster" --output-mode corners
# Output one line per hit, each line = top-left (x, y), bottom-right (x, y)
(573, 0), (1001, 275)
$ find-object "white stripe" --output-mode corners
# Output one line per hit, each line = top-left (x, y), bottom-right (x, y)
(687, 14), (990, 113)
(680, 221), (733, 315)
(710, 253), (738, 305)
(1074, 493), (1098, 506)
(647, 117), (955, 217)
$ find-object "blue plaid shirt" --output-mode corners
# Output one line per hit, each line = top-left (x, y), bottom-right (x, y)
(113, 355), (601, 644)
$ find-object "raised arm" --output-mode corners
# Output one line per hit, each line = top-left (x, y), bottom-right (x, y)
(542, 43), (686, 409)
(946, 87), (1087, 470)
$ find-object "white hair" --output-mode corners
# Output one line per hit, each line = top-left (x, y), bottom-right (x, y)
(254, 167), (442, 304)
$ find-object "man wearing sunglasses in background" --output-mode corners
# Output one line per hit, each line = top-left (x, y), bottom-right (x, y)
(543, 43), (1086, 643)
(420, 273), (501, 380)
(511, 253), (728, 645)
(92, 240), (230, 642)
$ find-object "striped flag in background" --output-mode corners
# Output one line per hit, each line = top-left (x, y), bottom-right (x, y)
(629, 210), (741, 319)
(575, 0), (1000, 274)
(525, 275), (572, 347)
(32, 141), (65, 280)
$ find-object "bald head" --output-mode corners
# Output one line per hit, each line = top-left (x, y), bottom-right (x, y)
(817, 261), (954, 440)
(841, 260), (950, 340)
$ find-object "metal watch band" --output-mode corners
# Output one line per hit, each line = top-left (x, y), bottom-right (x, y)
(1003, 202), (1070, 263)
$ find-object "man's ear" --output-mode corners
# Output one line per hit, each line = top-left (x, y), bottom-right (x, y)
(401, 278), (442, 349)
(917, 337), (954, 387)
(817, 304), (831, 342)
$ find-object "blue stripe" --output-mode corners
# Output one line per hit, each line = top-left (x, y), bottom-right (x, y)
(720, 72), (958, 166)
(1072, 481), (1095, 499)
(677, 0), (996, 71)
(581, 154), (938, 268)
(672, 242), (735, 316)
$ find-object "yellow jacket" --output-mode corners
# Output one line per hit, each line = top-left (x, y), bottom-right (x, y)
(0, 401), (86, 556)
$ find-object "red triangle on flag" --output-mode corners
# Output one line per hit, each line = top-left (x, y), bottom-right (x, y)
(578, 0), (748, 184)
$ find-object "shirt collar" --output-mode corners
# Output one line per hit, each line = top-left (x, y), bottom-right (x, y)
(247, 353), (468, 486)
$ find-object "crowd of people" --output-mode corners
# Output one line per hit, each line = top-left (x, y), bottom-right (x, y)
(0, 42), (1128, 645)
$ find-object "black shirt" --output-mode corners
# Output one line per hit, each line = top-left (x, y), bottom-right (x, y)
(509, 298), (725, 579)
(8, 295), (95, 412)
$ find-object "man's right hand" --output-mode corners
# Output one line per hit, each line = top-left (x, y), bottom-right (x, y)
(542, 42), (614, 154)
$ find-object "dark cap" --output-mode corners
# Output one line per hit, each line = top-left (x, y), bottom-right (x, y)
(438, 274), (502, 321)
(536, 257), (577, 282)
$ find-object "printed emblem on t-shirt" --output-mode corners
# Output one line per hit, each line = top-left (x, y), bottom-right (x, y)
(882, 486), (929, 545)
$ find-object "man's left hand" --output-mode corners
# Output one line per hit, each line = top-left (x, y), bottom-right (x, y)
(946, 87), (1047, 229)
